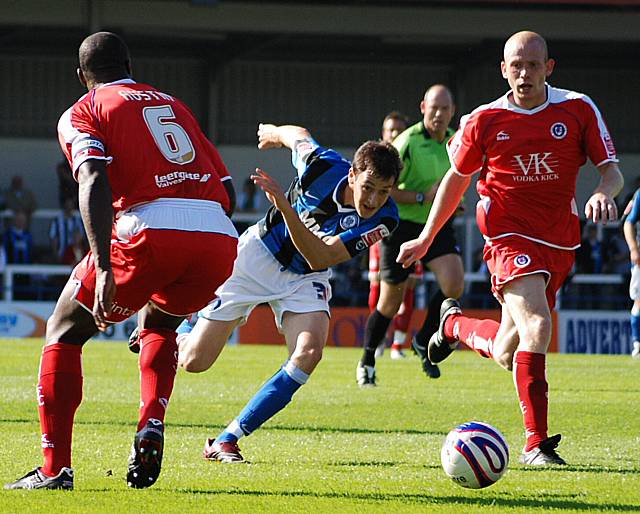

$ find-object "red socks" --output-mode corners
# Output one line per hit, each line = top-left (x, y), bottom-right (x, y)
(444, 314), (499, 359)
(38, 343), (83, 477)
(392, 286), (415, 334)
(368, 282), (380, 312)
(137, 329), (178, 431)
(515, 351), (548, 451)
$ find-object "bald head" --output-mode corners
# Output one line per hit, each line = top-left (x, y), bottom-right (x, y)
(79, 32), (130, 83)
(503, 31), (548, 62)
(501, 31), (554, 109)
(424, 84), (453, 105)
(421, 84), (455, 142)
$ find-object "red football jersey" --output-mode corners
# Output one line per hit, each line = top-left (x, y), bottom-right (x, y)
(448, 85), (617, 249)
(58, 79), (231, 214)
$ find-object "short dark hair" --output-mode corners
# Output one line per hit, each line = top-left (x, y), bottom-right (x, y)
(79, 32), (130, 79)
(352, 141), (402, 184)
(382, 110), (409, 127)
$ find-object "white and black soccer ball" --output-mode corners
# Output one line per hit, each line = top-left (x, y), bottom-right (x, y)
(440, 421), (509, 489)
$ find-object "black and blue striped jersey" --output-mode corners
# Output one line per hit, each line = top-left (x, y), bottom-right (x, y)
(258, 139), (399, 275)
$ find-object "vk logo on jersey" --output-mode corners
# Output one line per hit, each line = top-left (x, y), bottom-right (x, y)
(340, 214), (359, 230)
(550, 122), (568, 140)
(513, 254), (531, 268)
(511, 153), (559, 183)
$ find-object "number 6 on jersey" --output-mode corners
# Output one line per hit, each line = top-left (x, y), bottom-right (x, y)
(143, 105), (195, 164)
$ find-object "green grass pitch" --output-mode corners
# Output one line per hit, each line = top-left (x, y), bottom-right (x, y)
(1, 338), (639, 513)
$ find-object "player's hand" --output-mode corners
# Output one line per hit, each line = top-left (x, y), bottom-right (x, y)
(251, 168), (287, 210)
(585, 192), (618, 224)
(257, 123), (283, 150)
(93, 268), (116, 332)
(396, 238), (431, 268)
(631, 248), (640, 267)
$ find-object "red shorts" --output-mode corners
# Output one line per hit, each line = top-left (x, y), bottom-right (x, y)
(483, 236), (574, 310)
(72, 229), (237, 323)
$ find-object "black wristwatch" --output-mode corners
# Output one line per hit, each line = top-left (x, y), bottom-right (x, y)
(415, 192), (425, 204)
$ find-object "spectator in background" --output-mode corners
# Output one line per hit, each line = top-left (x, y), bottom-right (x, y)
(5, 175), (38, 225)
(49, 197), (85, 263)
(56, 160), (79, 209)
(3, 209), (33, 300)
(3, 209), (33, 264)
(237, 177), (266, 213)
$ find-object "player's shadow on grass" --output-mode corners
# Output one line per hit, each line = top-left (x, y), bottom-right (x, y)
(1, 418), (446, 437)
(175, 488), (640, 511)
(518, 464), (640, 475)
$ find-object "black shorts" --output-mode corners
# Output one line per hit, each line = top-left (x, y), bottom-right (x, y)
(379, 218), (460, 284)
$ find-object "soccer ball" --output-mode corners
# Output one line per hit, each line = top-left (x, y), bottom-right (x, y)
(440, 421), (509, 489)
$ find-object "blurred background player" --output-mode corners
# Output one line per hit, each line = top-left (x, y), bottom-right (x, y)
(398, 31), (623, 465)
(5, 32), (238, 491)
(358, 85), (464, 385)
(177, 123), (400, 463)
(368, 110), (419, 360)
(623, 187), (640, 358)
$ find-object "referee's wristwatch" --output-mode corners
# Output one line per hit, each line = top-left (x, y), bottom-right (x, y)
(415, 192), (425, 204)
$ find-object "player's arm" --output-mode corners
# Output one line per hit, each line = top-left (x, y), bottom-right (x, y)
(585, 162), (624, 224)
(396, 168), (471, 267)
(257, 124), (312, 151)
(77, 159), (116, 330)
(251, 168), (350, 270)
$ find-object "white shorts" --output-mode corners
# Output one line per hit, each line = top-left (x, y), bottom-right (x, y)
(199, 225), (332, 330)
(631, 265), (640, 301)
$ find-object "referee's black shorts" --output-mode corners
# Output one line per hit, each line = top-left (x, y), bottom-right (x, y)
(379, 217), (460, 284)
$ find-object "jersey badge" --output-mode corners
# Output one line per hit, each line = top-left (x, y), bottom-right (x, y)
(340, 214), (359, 230)
(513, 254), (531, 268)
(496, 131), (510, 141)
(550, 122), (568, 140)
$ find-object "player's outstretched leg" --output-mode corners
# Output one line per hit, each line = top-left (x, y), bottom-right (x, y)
(204, 360), (309, 463)
(428, 299), (502, 363)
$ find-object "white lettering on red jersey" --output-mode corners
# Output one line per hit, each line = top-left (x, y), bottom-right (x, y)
(447, 85), (617, 250)
(57, 79), (232, 215)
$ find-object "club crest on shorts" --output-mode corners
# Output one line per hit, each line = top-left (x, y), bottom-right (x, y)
(513, 254), (531, 268)
(550, 122), (568, 140)
(340, 214), (359, 230)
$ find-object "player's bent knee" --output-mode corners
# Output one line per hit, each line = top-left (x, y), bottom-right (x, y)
(180, 353), (213, 373)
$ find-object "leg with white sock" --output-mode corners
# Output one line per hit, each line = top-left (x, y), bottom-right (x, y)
(207, 311), (328, 462)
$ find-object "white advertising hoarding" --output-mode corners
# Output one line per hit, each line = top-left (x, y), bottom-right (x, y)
(0, 302), (135, 341)
(557, 310), (632, 355)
